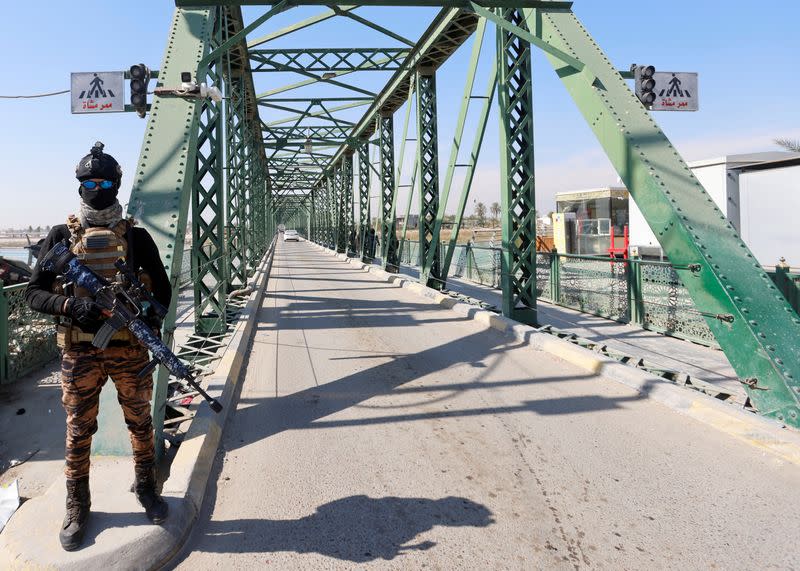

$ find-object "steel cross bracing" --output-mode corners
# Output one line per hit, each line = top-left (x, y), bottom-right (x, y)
(250, 48), (410, 72)
(357, 141), (372, 261)
(497, 7), (537, 325)
(112, 0), (799, 464)
(416, 69), (442, 288)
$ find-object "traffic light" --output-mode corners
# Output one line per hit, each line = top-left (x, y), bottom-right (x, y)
(129, 64), (151, 118)
(634, 64), (656, 107)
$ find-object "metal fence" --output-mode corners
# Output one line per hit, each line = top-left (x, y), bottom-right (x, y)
(0, 281), (60, 382)
(396, 241), (800, 348)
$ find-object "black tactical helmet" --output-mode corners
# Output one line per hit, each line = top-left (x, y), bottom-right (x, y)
(75, 141), (122, 186)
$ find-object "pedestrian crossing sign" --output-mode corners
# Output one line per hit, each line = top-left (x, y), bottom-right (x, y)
(650, 72), (698, 111)
(70, 71), (124, 113)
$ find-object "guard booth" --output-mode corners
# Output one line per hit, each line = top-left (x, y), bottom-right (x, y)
(554, 187), (629, 255)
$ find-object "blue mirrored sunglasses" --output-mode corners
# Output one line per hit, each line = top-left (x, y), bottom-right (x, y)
(80, 180), (115, 190)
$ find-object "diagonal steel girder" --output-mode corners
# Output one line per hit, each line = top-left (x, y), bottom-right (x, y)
(311, 8), (479, 189)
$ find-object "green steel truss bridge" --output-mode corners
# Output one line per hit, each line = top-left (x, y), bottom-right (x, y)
(128, 0), (800, 442)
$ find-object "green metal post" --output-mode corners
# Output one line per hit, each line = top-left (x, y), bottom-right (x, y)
(497, 8), (537, 325)
(358, 141), (371, 261)
(531, 6), (800, 425)
(325, 173), (335, 249)
(628, 259), (644, 326)
(344, 151), (356, 255)
(191, 10), (227, 334)
(549, 252), (560, 305)
(122, 7), (216, 457)
(226, 74), (248, 288)
(416, 68), (443, 289)
(379, 112), (399, 271)
(336, 161), (347, 253)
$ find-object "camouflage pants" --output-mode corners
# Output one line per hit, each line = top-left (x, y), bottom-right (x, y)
(61, 343), (155, 479)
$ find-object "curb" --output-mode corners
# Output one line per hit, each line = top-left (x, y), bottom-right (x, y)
(312, 242), (800, 467)
(0, 240), (277, 570)
(159, 239), (278, 562)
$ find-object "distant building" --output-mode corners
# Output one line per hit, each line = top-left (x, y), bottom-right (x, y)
(396, 214), (419, 229)
(551, 153), (800, 267)
(553, 187), (629, 255)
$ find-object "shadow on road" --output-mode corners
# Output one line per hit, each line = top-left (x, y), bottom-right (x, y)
(179, 494), (493, 562)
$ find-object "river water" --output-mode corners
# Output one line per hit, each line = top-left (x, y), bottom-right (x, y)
(0, 247), (31, 264)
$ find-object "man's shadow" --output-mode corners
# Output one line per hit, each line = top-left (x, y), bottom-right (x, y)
(188, 495), (494, 562)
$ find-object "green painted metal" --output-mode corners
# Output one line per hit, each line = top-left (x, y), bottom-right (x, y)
(343, 152), (357, 255)
(335, 161), (346, 253)
(397, 160), (418, 262)
(438, 31), (497, 282)
(529, 6), (800, 425)
(248, 6), (354, 49)
(197, 0), (291, 71)
(265, 125), (350, 141)
(315, 9), (478, 187)
(393, 87), (417, 264)
(250, 48), (409, 72)
(192, 12), (227, 334)
(226, 75), (249, 288)
(332, 6), (416, 47)
(122, 7), (216, 456)
(266, 100), (371, 127)
(357, 141), (372, 261)
(497, 7), (537, 326)
(416, 69), (442, 289)
(378, 112), (400, 271)
(5, 0), (780, 462)
(431, 18), (485, 282)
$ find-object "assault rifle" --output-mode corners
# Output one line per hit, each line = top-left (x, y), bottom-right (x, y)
(42, 240), (222, 413)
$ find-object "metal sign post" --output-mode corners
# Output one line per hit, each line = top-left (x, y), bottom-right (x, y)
(70, 71), (124, 113)
(650, 71), (698, 111)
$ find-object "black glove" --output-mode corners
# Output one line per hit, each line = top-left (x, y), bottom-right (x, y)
(68, 298), (105, 328)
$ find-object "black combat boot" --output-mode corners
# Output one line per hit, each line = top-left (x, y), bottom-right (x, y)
(134, 464), (168, 524)
(60, 477), (91, 551)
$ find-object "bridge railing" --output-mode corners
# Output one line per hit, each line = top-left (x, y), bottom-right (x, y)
(396, 241), (800, 348)
(0, 281), (60, 383)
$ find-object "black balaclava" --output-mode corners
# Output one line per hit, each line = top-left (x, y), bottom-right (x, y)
(75, 141), (123, 210)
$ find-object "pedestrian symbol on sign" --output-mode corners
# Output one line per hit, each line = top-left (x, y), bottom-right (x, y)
(78, 74), (115, 99)
(660, 74), (691, 98)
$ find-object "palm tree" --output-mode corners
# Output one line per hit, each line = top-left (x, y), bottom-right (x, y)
(475, 202), (487, 227)
(490, 202), (500, 226)
(774, 138), (800, 153)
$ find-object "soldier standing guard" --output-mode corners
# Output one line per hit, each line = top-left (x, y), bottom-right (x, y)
(25, 142), (172, 550)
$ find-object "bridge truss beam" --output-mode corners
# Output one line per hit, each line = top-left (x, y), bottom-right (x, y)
(120, 0), (800, 452)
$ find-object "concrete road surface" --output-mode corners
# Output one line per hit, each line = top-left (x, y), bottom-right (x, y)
(171, 240), (799, 570)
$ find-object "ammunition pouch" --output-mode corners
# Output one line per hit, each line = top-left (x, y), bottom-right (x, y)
(56, 324), (135, 350)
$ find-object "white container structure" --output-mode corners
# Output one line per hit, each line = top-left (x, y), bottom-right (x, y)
(628, 152), (800, 266)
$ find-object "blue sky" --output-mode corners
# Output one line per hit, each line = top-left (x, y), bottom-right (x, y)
(1, 1), (798, 228)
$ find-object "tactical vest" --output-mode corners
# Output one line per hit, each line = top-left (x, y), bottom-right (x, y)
(55, 216), (136, 347)
(67, 215), (129, 297)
